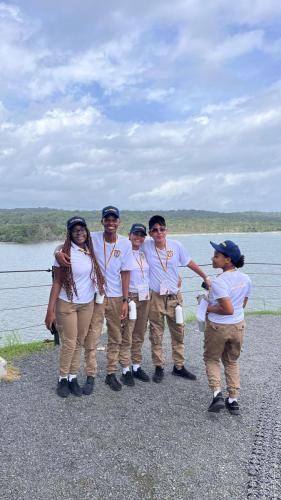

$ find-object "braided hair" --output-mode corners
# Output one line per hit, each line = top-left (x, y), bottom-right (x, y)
(54, 226), (105, 302)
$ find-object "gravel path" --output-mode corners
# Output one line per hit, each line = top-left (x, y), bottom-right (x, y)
(0, 315), (280, 500)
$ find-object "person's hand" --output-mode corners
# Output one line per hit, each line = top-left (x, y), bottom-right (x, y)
(45, 309), (56, 330)
(55, 251), (71, 267)
(203, 276), (212, 291)
(120, 302), (128, 320)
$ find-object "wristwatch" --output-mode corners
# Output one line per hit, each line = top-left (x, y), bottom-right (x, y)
(122, 297), (129, 303)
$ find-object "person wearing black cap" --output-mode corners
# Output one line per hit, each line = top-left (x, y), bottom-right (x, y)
(143, 215), (211, 383)
(45, 216), (105, 398)
(119, 223), (150, 385)
(55, 206), (135, 392)
(204, 240), (251, 415)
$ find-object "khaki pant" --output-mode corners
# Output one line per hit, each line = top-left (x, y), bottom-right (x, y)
(149, 291), (185, 369)
(56, 298), (94, 377)
(203, 319), (245, 398)
(84, 296), (124, 375)
(119, 293), (150, 368)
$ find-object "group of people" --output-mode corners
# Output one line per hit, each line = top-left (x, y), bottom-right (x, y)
(45, 206), (251, 415)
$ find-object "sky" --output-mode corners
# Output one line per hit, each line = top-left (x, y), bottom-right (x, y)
(0, 0), (281, 212)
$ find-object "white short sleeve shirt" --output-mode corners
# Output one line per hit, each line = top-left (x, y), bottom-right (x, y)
(142, 238), (191, 294)
(91, 232), (135, 297)
(208, 270), (252, 324)
(54, 243), (96, 304)
(129, 249), (150, 293)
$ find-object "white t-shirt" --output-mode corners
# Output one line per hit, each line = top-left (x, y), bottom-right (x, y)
(54, 243), (96, 304)
(208, 270), (252, 324)
(129, 249), (150, 293)
(91, 232), (135, 297)
(143, 238), (191, 294)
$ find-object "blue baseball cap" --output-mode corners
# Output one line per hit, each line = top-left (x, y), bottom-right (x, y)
(210, 240), (241, 265)
(102, 206), (120, 218)
(130, 223), (147, 236)
(67, 216), (87, 231)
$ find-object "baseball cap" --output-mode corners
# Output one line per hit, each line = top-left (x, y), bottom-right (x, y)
(67, 216), (87, 231)
(210, 240), (241, 265)
(102, 206), (120, 218)
(130, 223), (147, 236)
(149, 215), (166, 230)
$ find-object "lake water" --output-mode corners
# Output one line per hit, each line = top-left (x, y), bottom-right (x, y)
(0, 232), (280, 344)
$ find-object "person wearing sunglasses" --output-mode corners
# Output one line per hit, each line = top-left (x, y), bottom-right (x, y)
(45, 216), (105, 398)
(142, 215), (211, 383)
(119, 223), (151, 386)
(204, 240), (251, 415)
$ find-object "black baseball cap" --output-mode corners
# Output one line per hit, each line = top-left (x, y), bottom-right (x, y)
(149, 215), (166, 230)
(210, 240), (241, 265)
(67, 216), (87, 231)
(102, 206), (120, 218)
(130, 223), (147, 236)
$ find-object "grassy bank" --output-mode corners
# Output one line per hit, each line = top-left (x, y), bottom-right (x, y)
(0, 340), (54, 361)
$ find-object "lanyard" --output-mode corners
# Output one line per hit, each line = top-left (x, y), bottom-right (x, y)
(155, 244), (168, 272)
(134, 250), (145, 280)
(78, 245), (90, 256)
(103, 236), (118, 270)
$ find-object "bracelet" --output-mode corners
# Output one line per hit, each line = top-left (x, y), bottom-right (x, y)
(122, 297), (129, 303)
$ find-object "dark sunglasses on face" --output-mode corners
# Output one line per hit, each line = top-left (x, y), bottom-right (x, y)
(151, 227), (166, 234)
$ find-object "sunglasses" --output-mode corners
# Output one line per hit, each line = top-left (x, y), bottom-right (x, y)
(151, 227), (166, 234)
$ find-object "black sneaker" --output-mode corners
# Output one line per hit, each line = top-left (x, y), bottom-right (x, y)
(120, 371), (135, 387)
(132, 367), (150, 382)
(56, 378), (70, 398)
(208, 392), (225, 413)
(83, 376), (95, 395)
(225, 397), (240, 415)
(68, 378), (82, 397)
(105, 374), (122, 391)
(172, 365), (197, 380)
(153, 366), (164, 383)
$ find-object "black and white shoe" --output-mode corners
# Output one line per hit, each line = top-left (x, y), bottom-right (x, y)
(225, 397), (240, 415)
(132, 367), (150, 382)
(56, 378), (70, 398)
(120, 371), (135, 387)
(68, 378), (82, 397)
(208, 392), (225, 413)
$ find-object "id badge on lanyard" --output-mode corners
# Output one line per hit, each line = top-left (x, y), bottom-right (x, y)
(160, 279), (170, 296)
(137, 283), (150, 301)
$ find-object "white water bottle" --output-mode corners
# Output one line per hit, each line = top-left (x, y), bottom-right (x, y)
(129, 300), (137, 320)
(175, 304), (184, 325)
(95, 292), (105, 304)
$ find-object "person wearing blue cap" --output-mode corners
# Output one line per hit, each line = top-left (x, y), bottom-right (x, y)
(45, 216), (105, 398)
(204, 240), (251, 415)
(119, 223), (150, 385)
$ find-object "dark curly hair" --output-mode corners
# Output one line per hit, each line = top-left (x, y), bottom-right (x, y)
(54, 226), (105, 302)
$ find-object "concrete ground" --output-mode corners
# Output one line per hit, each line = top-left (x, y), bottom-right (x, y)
(1, 315), (281, 500)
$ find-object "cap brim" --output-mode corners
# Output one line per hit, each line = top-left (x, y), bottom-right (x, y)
(103, 212), (119, 218)
(210, 241), (225, 253)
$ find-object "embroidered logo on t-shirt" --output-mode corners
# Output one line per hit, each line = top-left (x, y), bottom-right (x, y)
(114, 249), (121, 258)
(167, 250), (174, 259)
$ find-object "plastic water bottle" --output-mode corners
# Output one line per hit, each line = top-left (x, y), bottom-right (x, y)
(129, 300), (137, 320)
(175, 304), (184, 325)
(95, 292), (105, 304)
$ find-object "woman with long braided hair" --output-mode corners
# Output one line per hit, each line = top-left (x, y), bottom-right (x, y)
(45, 216), (105, 398)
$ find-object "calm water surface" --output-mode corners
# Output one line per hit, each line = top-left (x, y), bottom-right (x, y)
(0, 233), (280, 344)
